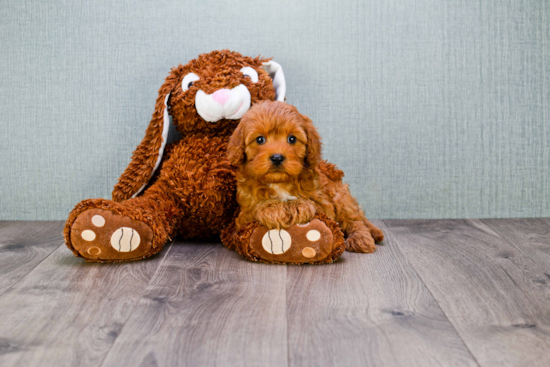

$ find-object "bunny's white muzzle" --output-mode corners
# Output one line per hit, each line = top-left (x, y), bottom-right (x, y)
(195, 85), (251, 123)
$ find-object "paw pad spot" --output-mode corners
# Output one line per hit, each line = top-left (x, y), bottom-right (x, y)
(302, 247), (316, 258)
(297, 222), (310, 227)
(110, 227), (141, 252)
(306, 230), (321, 242)
(81, 230), (96, 241)
(87, 246), (101, 256)
(261, 229), (291, 255)
(91, 215), (105, 227)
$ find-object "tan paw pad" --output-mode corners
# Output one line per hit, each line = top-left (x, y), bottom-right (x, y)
(110, 227), (140, 252)
(262, 229), (291, 254)
(81, 230), (96, 241)
(87, 246), (101, 256)
(306, 230), (321, 241)
(91, 215), (105, 227)
(302, 247), (316, 258)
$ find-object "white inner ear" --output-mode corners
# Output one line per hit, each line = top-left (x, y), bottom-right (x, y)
(131, 93), (171, 198)
(262, 61), (286, 102)
(240, 67), (259, 83)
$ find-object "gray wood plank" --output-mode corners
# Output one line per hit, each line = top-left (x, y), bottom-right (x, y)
(0, 231), (172, 367)
(0, 221), (63, 296)
(286, 221), (478, 367)
(100, 240), (288, 367)
(0, 221), (14, 231)
(385, 219), (550, 367)
(481, 218), (550, 262)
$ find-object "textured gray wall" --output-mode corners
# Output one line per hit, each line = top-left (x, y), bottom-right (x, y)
(1, 0), (549, 220)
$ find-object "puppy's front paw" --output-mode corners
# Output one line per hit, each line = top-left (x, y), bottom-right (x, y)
(255, 204), (292, 229)
(346, 230), (376, 253)
(255, 199), (316, 229)
(287, 199), (316, 226)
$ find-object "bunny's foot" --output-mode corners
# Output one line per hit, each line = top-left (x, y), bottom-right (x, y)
(64, 199), (162, 262)
(223, 213), (345, 265)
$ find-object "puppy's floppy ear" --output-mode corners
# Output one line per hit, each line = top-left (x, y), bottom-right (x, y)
(227, 121), (246, 166)
(302, 115), (322, 168)
(112, 68), (180, 202)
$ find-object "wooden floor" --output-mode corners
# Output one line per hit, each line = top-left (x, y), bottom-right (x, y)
(0, 219), (549, 367)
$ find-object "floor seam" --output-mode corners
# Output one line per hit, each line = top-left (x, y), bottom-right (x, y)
(97, 239), (175, 367)
(476, 218), (535, 257)
(285, 265), (290, 367)
(382, 220), (483, 367)
(0, 242), (63, 299)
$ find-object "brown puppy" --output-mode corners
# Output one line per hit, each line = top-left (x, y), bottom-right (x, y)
(227, 101), (383, 253)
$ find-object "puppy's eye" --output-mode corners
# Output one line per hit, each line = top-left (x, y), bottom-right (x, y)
(256, 136), (266, 145)
(287, 135), (297, 144)
(181, 73), (200, 92)
(240, 67), (259, 83)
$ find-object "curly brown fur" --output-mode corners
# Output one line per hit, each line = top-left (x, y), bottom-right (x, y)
(65, 50), (278, 261)
(227, 101), (383, 253)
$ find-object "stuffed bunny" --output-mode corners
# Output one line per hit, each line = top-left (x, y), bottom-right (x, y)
(64, 50), (286, 262)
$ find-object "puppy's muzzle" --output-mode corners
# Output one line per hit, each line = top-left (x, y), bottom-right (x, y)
(270, 154), (285, 166)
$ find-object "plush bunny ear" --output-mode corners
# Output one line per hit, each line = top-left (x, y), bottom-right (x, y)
(262, 61), (286, 102)
(112, 75), (177, 202)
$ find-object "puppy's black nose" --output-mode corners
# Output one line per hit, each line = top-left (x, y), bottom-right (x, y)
(270, 154), (285, 166)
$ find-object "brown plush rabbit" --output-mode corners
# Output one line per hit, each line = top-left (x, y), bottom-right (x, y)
(64, 50), (286, 262)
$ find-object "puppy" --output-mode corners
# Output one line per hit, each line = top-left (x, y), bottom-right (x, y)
(227, 101), (384, 253)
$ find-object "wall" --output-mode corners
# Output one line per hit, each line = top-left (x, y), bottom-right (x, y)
(1, 0), (549, 220)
